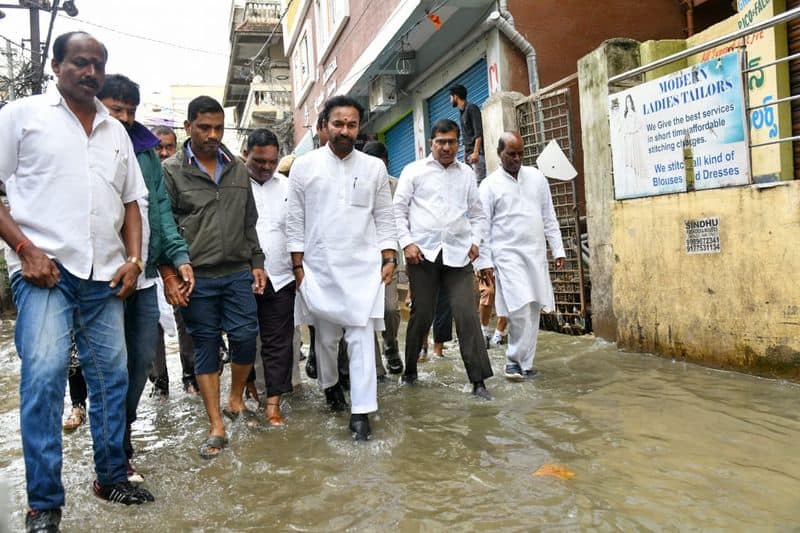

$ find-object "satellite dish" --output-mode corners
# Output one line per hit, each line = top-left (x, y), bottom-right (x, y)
(536, 140), (577, 181)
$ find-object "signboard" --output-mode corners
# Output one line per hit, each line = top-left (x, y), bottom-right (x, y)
(685, 217), (721, 254)
(609, 51), (750, 200)
(689, 0), (790, 182)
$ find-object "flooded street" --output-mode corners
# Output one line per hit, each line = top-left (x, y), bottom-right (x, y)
(1, 317), (799, 531)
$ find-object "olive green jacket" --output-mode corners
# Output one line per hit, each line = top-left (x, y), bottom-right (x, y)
(162, 141), (265, 278)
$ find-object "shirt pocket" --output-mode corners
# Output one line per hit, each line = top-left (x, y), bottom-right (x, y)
(96, 148), (129, 195)
(349, 182), (371, 207)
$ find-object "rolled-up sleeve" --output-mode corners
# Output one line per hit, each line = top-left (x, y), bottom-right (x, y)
(466, 173), (487, 248)
(0, 105), (18, 183)
(474, 180), (494, 271)
(374, 166), (397, 251)
(393, 167), (414, 250)
(540, 176), (565, 259)
(285, 163), (305, 253)
(120, 134), (147, 204)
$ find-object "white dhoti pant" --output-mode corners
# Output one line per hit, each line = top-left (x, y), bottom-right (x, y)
(314, 318), (378, 414)
(506, 302), (542, 371)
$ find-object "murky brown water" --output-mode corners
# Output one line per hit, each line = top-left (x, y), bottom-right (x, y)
(1, 317), (799, 531)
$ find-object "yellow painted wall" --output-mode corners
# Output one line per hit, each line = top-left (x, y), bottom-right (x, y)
(612, 181), (800, 378)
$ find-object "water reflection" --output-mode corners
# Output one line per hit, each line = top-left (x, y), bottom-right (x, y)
(1, 318), (799, 531)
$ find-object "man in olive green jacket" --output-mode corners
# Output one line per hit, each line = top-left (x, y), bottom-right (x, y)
(162, 95), (266, 460)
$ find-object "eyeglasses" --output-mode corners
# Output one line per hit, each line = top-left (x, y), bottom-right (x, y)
(432, 138), (458, 146)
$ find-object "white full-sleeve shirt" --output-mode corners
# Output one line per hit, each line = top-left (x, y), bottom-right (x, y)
(251, 173), (293, 292)
(393, 155), (487, 267)
(475, 165), (565, 314)
(0, 91), (147, 281)
(286, 145), (397, 327)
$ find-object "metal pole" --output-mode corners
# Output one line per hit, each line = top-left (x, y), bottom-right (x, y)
(608, 6), (800, 84)
(28, 7), (40, 95)
(5, 40), (15, 100)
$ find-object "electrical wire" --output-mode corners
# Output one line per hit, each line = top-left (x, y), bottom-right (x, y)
(55, 14), (230, 56)
(247, 0), (294, 66)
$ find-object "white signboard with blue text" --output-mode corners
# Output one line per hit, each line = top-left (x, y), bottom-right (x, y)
(609, 51), (750, 200)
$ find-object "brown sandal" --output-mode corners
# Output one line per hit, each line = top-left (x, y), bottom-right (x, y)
(63, 406), (86, 432)
(265, 397), (285, 427)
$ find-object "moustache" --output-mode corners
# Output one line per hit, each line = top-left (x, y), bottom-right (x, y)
(79, 78), (99, 89)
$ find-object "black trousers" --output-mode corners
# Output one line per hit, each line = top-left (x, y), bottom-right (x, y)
(404, 253), (493, 383)
(149, 308), (196, 391)
(256, 280), (296, 397)
(432, 286), (453, 343)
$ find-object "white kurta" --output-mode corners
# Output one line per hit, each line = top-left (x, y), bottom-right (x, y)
(475, 165), (565, 315)
(251, 173), (293, 292)
(286, 145), (397, 327)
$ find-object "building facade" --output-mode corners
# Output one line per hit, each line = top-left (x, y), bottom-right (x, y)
(282, 0), (734, 172)
(224, 0), (293, 152)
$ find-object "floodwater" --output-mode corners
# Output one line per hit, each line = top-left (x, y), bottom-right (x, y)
(1, 317), (799, 532)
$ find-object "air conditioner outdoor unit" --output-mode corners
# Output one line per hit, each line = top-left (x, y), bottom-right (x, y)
(369, 75), (397, 112)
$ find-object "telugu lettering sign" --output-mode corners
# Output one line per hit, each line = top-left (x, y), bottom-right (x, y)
(685, 217), (721, 254)
(609, 51), (750, 200)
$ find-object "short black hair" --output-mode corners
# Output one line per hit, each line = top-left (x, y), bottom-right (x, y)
(97, 74), (140, 106)
(246, 128), (280, 152)
(430, 118), (460, 139)
(187, 96), (224, 122)
(323, 95), (364, 123)
(53, 31), (107, 63)
(316, 111), (328, 131)
(151, 125), (176, 138)
(362, 141), (388, 159)
(448, 84), (467, 100)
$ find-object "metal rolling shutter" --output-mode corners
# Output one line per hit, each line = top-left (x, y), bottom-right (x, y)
(382, 112), (415, 177)
(426, 58), (489, 160)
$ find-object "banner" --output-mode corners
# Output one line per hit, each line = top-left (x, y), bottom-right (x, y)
(609, 51), (750, 200)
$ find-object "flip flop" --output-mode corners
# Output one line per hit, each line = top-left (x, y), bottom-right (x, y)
(198, 435), (228, 460)
(223, 408), (261, 429)
(222, 408), (259, 421)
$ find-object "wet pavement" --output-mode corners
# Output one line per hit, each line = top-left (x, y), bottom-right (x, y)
(1, 317), (799, 531)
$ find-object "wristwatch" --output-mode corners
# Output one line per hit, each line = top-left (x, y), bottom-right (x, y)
(126, 256), (144, 272)
(382, 256), (398, 266)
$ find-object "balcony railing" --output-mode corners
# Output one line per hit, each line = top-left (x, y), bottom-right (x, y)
(233, 1), (281, 33)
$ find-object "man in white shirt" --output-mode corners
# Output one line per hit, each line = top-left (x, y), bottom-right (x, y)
(287, 95), (397, 441)
(475, 132), (565, 380)
(0, 32), (154, 531)
(394, 118), (494, 399)
(243, 128), (295, 426)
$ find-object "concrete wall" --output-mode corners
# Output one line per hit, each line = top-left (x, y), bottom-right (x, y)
(579, 39), (641, 341)
(613, 182), (800, 379)
(481, 91), (525, 174)
(580, 37), (800, 380)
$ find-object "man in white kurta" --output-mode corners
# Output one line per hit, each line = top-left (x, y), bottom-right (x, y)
(286, 96), (397, 440)
(475, 132), (565, 380)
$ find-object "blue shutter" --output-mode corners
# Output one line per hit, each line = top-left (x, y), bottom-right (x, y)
(383, 112), (415, 177)
(425, 58), (489, 160)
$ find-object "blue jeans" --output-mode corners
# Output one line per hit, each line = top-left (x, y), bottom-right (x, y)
(123, 285), (159, 459)
(12, 265), (128, 511)
(180, 270), (258, 375)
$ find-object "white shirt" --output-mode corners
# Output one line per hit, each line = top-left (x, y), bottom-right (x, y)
(475, 165), (565, 314)
(251, 172), (293, 292)
(393, 155), (486, 267)
(286, 145), (396, 327)
(136, 195), (154, 289)
(0, 91), (147, 280)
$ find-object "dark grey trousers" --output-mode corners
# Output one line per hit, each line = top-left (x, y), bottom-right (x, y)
(403, 253), (493, 383)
